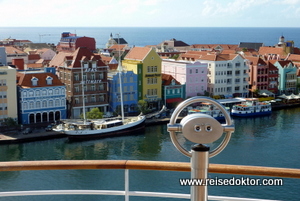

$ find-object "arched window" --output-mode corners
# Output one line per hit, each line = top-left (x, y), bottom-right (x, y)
(42, 100), (47, 108)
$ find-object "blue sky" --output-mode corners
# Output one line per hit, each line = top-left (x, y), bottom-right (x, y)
(1, 0), (300, 27)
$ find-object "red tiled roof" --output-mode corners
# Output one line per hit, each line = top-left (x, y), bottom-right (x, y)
(245, 56), (266, 66)
(49, 47), (106, 68)
(199, 53), (239, 61)
(109, 44), (127, 50)
(17, 72), (64, 88)
(124, 47), (152, 61)
(162, 73), (181, 85)
(4, 46), (26, 54)
(285, 54), (300, 62)
(191, 44), (238, 50)
(258, 47), (287, 59)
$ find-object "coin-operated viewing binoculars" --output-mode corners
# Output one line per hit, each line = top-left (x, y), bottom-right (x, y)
(167, 96), (235, 201)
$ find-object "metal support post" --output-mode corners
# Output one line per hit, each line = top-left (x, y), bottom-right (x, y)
(191, 144), (210, 201)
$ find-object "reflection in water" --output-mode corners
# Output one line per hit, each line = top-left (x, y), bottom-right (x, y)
(0, 107), (300, 201)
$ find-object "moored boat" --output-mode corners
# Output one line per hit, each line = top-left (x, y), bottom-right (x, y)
(188, 102), (230, 121)
(54, 115), (146, 140)
(231, 98), (272, 117)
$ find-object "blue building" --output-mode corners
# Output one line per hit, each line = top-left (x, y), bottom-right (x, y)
(17, 71), (67, 125)
(108, 70), (139, 116)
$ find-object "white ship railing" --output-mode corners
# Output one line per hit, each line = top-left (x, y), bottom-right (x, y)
(1, 160), (300, 201)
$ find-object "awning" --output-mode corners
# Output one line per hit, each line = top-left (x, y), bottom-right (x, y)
(166, 98), (183, 103)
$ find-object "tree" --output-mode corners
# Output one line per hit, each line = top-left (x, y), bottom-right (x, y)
(138, 100), (149, 114)
(2, 117), (18, 127)
(81, 108), (103, 119)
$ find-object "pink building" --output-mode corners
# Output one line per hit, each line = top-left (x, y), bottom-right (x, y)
(162, 60), (208, 98)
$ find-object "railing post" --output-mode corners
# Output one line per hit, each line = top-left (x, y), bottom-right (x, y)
(125, 169), (129, 201)
(191, 144), (209, 201)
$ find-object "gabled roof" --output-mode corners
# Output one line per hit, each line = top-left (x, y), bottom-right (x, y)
(17, 72), (64, 88)
(49, 47), (106, 68)
(245, 56), (266, 66)
(162, 73), (181, 85)
(275, 60), (294, 68)
(124, 47), (152, 61)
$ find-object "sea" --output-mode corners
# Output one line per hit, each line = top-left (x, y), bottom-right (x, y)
(0, 27), (300, 201)
(1, 27), (300, 49)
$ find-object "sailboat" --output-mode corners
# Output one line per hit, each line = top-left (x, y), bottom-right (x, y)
(53, 36), (146, 140)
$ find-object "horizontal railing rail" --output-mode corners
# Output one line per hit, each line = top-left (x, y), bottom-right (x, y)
(1, 160), (300, 178)
(0, 160), (299, 201)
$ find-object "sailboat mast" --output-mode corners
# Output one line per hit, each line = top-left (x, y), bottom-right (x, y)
(81, 61), (86, 123)
(117, 34), (125, 122)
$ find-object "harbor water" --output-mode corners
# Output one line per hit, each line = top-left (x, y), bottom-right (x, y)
(0, 107), (300, 201)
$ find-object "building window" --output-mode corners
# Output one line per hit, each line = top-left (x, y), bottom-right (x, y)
(75, 98), (79, 104)
(31, 77), (38, 86)
(36, 101), (41, 108)
(36, 90), (40, 96)
(46, 76), (53, 85)
(23, 102), (28, 110)
(74, 74), (79, 81)
(91, 73), (95, 80)
(42, 100), (47, 108)
(55, 99), (60, 107)
(29, 102), (34, 109)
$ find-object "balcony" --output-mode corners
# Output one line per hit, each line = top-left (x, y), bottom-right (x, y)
(0, 160), (299, 200)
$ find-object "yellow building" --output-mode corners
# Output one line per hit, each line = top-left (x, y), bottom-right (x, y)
(0, 66), (17, 124)
(122, 47), (162, 110)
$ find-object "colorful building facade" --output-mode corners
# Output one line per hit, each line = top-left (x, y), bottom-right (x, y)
(17, 72), (66, 125)
(122, 47), (162, 110)
(162, 60), (208, 98)
(108, 70), (139, 116)
(0, 66), (18, 124)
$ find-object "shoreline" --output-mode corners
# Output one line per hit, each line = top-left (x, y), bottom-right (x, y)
(1, 103), (299, 144)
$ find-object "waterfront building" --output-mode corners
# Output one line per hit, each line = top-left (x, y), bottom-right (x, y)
(108, 70), (139, 116)
(0, 66), (18, 125)
(162, 60), (208, 98)
(267, 61), (279, 94)
(272, 60), (297, 94)
(4, 46), (28, 65)
(106, 33), (128, 48)
(122, 47), (162, 110)
(161, 73), (185, 108)
(49, 47), (109, 118)
(197, 53), (249, 98)
(17, 71), (66, 125)
(56, 32), (96, 53)
(246, 56), (269, 92)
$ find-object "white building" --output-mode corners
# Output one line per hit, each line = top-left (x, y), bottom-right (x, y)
(197, 54), (249, 98)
